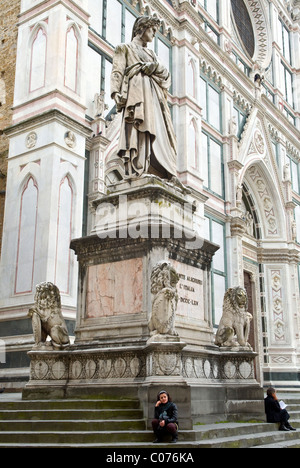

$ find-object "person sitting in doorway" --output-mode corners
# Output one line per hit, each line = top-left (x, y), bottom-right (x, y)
(264, 387), (296, 431)
(152, 390), (178, 443)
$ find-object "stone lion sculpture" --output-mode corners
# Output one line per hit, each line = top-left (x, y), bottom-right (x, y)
(28, 282), (70, 349)
(148, 261), (179, 337)
(215, 287), (253, 350)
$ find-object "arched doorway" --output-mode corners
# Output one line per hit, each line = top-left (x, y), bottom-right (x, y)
(238, 161), (288, 385)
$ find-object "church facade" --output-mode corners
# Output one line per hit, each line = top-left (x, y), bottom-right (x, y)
(0, 0), (300, 391)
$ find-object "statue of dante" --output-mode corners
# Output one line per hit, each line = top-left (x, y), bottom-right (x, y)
(110, 16), (177, 180)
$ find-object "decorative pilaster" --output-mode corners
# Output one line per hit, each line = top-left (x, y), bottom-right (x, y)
(0, 0), (91, 312)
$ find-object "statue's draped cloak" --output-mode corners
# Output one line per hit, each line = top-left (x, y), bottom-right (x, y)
(110, 39), (177, 179)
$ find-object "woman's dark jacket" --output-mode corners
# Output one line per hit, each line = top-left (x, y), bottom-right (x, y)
(154, 402), (178, 426)
(264, 396), (282, 423)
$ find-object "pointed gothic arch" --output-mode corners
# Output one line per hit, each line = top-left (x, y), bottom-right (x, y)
(54, 175), (74, 294)
(242, 161), (286, 240)
(29, 23), (48, 92)
(188, 117), (199, 170)
(187, 57), (197, 98)
(15, 176), (39, 294)
(64, 22), (81, 93)
(241, 181), (262, 240)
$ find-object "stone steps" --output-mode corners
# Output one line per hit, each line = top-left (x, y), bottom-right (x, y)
(192, 420), (300, 448)
(254, 439), (300, 448)
(0, 430), (155, 445)
(0, 392), (299, 448)
(0, 394), (151, 447)
(0, 399), (141, 410)
(0, 409), (144, 421)
(0, 429), (300, 448)
(0, 419), (147, 432)
(195, 430), (300, 449)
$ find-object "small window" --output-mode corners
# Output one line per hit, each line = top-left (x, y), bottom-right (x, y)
(233, 106), (247, 140)
(281, 62), (294, 108)
(295, 204), (300, 244)
(199, 0), (219, 23)
(205, 215), (227, 327)
(200, 76), (221, 132)
(232, 52), (250, 77)
(202, 131), (224, 198)
(279, 19), (292, 65)
(288, 157), (299, 194)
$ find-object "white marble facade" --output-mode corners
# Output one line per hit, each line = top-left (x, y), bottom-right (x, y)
(0, 0), (300, 388)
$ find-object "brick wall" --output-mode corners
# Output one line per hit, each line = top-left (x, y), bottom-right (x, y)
(0, 0), (20, 256)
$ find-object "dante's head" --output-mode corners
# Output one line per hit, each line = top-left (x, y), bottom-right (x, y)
(131, 15), (161, 42)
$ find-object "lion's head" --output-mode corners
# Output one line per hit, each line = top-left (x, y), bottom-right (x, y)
(223, 287), (248, 313)
(35, 282), (61, 311)
(234, 287), (248, 308)
(150, 261), (179, 295)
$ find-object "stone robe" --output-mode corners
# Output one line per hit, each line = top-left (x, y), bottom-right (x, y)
(110, 38), (177, 179)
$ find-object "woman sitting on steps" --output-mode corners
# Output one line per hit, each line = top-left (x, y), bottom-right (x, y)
(264, 387), (296, 432)
(152, 390), (179, 444)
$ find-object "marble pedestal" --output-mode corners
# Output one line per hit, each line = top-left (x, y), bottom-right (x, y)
(23, 177), (264, 424)
(73, 176), (218, 348)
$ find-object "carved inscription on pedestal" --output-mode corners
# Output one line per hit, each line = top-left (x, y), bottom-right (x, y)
(173, 261), (204, 320)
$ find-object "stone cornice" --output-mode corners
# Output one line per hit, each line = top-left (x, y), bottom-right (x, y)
(4, 109), (92, 138)
(197, 33), (256, 100)
(227, 160), (244, 172)
(148, 0), (202, 31)
(261, 95), (300, 150)
(95, 184), (194, 210)
(71, 233), (219, 271)
(241, 237), (300, 264)
(257, 247), (300, 264)
(18, 0), (90, 26)
(144, 0), (180, 32)
(12, 89), (87, 113)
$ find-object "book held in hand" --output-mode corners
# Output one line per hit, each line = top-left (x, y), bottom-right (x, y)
(279, 400), (287, 410)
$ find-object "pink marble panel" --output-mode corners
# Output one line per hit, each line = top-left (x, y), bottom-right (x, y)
(86, 258), (143, 318)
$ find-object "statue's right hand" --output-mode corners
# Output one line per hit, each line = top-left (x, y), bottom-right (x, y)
(112, 93), (122, 104)
(141, 62), (158, 76)
(112, 93), (126, 111)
